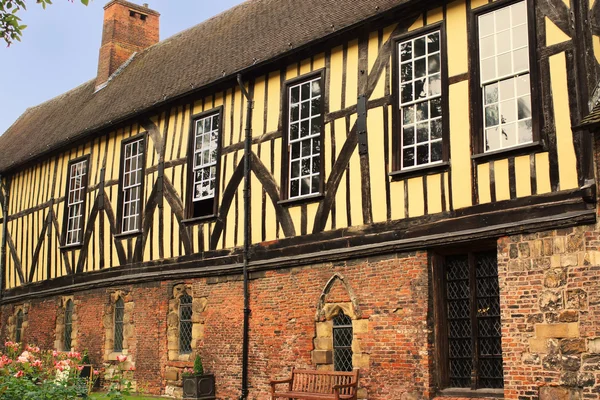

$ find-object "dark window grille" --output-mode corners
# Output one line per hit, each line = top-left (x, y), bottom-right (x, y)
(64, 300), (74, 351)
(333, 311), (353, 372)
(179, 294), (193, 354)
(445, 252), (503, 390)
(114, 297), (125, 352)
(15, 310), (23, 343)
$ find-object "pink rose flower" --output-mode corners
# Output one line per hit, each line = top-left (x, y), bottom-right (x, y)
(116, 355), (127, 362)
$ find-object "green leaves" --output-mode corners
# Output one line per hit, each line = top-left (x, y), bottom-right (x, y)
(1, 0), (89, 46)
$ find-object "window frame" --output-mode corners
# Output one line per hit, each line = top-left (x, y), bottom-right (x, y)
(116, 133), (147, 235)
(469, 0), (542, 160)
(184, 107), (223, 223)
(280, 69), (326, 204)
(432, 249), (504, 396)
(178, 294), (193, 355)
(332, 310), (354, 372)
(113, 296), (125, 353)
(391, 22), (450, 177)
(61, 155), (90, 248)
(64, 299), (74, 351)
(15, 309), (23, 343)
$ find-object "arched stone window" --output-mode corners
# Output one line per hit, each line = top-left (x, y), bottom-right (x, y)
(179, 294), (193, 354)
(167, 284), (207, 362)
(8, 304), (29, 344)
(103, 291), (133, 361)
(333, 311), (353, 372)
(15, 310), (23, 343)
(64, 300), (74, 351)
(114, 297), (125, 352)
(55, 296), (78, 352)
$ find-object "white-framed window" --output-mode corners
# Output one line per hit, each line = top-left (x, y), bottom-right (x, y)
(287, 76), (322, 199)
(192, 114), (219, 202)
(121, 137), (144, 233)
(65, 159), (88, 246)
(399, 30), (443, 169)
(478, 0), (532, 152)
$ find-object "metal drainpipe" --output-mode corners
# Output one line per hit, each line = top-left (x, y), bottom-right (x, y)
(237, 73), (253, 400)
(0, 175), (8, 297)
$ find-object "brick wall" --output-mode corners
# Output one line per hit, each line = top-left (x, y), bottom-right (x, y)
(0, 251), (433, 399)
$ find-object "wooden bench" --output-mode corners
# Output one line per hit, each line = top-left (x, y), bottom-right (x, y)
(270, 368), (359, 400)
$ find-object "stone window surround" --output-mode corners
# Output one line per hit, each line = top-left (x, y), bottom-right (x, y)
(167, 283), (207, 362)
(312, 273), (369, 399)
(8, 303), (29, 343)
(103, 290), (134, 362)
(55, 296), (78, 352)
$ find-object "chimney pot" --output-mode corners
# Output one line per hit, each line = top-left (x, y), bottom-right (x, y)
(95, 0), (160, 90)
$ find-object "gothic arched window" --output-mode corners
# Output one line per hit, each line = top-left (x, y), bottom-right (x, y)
(333, 311), (353, 372)
(179, 294), (193, 354)
(64, 300), (74, 351)
(15, 310), (24, 343)
(114, 297), (125, 352)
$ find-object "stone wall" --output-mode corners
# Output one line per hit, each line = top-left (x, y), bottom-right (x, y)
(499, 224), (600, 400)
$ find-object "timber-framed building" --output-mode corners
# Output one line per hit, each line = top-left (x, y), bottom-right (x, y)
(1, 0), (600, 398)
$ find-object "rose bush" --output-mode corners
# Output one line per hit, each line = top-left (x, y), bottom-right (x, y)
(0, 342), (131, 400)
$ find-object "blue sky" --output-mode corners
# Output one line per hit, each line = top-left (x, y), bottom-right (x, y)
(0, 0), (243, 135)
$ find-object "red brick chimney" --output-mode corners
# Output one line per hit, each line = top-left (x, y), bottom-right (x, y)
(96, 0), (159, 89)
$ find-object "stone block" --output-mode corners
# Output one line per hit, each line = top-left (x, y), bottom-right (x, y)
(560, 339), (586, 354)
(542, 353), (561, 370)
(312, 350), (332, 364)
(561, 355), (581, 371)
(352, 353), (370, 369)
(313, 338), (332, 351)
(582, 354), (600, 371)
(578, 372), (595, 387)
(558, 310), (579, 323)
(165, 368), (178, 381)
(561, 254), (578, 267)
(357, 388), (368, 400)
(544, 268), (567, 288)
(539, 386), (581, 400)
(509, 244), (518, 259)
(530, 338), (550, 353)
(588, 337), (600, 353)
(519, 242), (531, 257)
(566, 289), (587, 310)
(539, 291), (563, 312)
(316, 321), (332, 338)
(352, 319), (368, 334)
(535, 323), (579, 339)
(553, 237), (566, 254)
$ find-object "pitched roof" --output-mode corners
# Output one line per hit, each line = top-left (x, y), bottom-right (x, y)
(0, 0), (410, 173)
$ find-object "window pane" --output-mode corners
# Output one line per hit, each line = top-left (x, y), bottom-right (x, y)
(288, 77), (322, 199)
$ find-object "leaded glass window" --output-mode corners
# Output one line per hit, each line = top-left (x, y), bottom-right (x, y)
(192, 114), (219, 202)
(121, 138), (144, 233)
(64, 300), (74, 351)
(478, 1), (532, 152)
(444, 252), (503, 390)
(333, 311), (353, 372)
(179, 294), (193, 354)
(399, 30), (443, 169)
(287, 76), (322, 199)
(15, 310), (23, 343)
(65, 159), (88, 246)
(114, 297), (124, 352)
